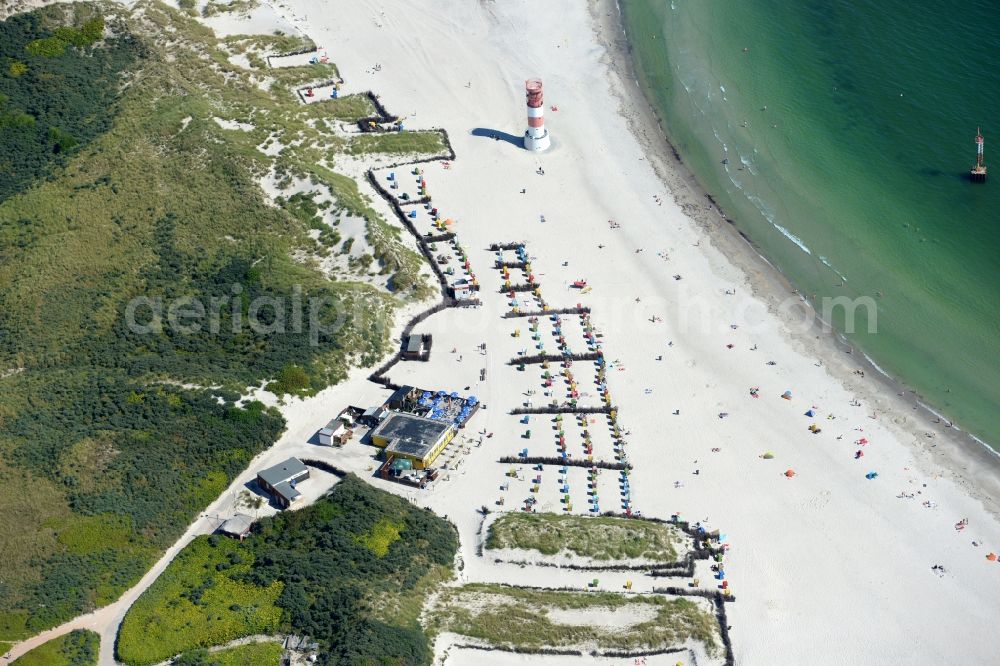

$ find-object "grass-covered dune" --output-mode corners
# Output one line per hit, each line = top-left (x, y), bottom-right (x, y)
(0, 0), (437, 638)
(485, 512), (689, 562)
(119, 475), (457, 666)
(427, 583), (720, 655)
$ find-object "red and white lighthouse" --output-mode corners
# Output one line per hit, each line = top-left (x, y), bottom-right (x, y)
(524, 78), (551, 152)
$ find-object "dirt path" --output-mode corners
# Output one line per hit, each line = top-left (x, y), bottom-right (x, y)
(2, 510), (226, 665)
(145, 635), (282, 666)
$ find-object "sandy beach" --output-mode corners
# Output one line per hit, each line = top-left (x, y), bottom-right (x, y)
(258, 0), (1000, 662)
(3, 0), (1000, 664)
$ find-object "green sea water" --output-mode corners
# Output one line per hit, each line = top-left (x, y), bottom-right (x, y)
(621, 0), (1000, 447)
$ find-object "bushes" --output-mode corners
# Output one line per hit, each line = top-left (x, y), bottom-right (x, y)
(0, 0), (420, 636)
(24, 36), (68, 57)
(120, 476), (457, 666)
(118, 537), (283, 665)
(267, 364), (312, 396)
(0, 9), (137, 202)
(10, 629), (98, 666)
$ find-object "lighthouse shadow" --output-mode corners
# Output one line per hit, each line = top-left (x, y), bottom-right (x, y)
(471, 128), (524, 148)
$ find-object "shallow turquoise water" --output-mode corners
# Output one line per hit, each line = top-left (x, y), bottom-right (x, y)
(622, 0), (1000, 447)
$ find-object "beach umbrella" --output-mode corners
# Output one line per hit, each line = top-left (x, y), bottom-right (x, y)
(987, 553), (997, 562)
(865, 471), (879, 480)
(784, 469), (796, 478)
(762, 452), (775, 459)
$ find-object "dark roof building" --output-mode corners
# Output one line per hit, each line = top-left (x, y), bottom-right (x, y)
(370, 412), (454, 469)
(256, 457), (309, 509)
(387, 385), (416, 409)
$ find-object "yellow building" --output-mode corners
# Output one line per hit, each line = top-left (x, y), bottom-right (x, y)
(369, 412), (455, 469)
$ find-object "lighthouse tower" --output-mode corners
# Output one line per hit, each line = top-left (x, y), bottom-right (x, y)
(971, 128), (987, 183)
(524, 78), (551, 152)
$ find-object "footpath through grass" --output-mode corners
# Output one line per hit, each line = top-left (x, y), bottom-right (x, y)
(10, 629), (98, 666)
(0, 0), (438, 639)
(118, 475), (458, 666)
(427, 583), (720, 655)
(169, 641), (281, 666)
(485, 513), (688, 562)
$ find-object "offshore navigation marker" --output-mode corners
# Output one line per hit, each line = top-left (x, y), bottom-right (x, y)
(524, 78), (551, 151)
(971, 128), (987, 183)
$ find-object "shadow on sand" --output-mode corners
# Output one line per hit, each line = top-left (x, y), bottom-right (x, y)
(471, 127), (524, 148)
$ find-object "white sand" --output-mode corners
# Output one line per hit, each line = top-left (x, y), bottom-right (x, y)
(261, 0), (1000, 663)
(4, 1), (1000, 664)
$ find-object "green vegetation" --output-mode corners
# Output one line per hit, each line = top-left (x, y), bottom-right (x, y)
(118, 537), (283, 664)
(119, 475), (458, 665)
(11, 629), (98, 666)
(172, 642), (281, 666)
(0, 0), (437, 638)
(485, 513), (688, 562)
(202, 0), (259, 18)
(354, 516), (404, 557)
(346, 131), (448, 156)
(224, 32), (314, 58)
(0, 8), (127, 201)
(428, 583), (719, 655)
(277, 191), (341, 250)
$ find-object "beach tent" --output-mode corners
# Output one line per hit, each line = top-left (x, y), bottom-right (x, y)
(784, 469), (796, 478)
(782, 391), (793, 400)
(762, 452), (775, 459)
(805, 409), (815, 417)
(865, 471), (879, 480)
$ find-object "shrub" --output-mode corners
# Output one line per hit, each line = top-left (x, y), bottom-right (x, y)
(25, 36), (68, 58)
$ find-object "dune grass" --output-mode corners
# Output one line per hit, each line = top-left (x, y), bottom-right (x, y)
(0, 0), (437, 638)
(346, 131), (448, 156)
(427, 583), (719, 655)
(485, 513), (687, 562)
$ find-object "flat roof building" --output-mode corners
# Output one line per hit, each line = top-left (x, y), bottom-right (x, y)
(318, 420), (350, 446)
(402, 334), (431, 361)
(256, 457), (309, 509)
(219, 513), (254, 540)
(370, 412), (454, 469)
(359, 406), (389, 427)
(406, 335), (423, 354)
